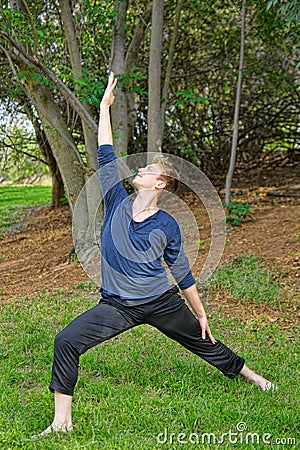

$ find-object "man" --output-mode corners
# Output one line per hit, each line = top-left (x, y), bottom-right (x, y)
(36, 73), (274, 437)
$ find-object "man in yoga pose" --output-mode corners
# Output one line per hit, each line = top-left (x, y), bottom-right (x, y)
(36, 72), (274, 437)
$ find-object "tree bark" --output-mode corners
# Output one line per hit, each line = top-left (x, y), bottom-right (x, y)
(110, 0), (129, 156)
(225, 0), (246, 204)
(125, 2), (153, 70)
(58, 0), (98, 170)
(51, 167), (65, 209)
(23, 102), (65, 208)
(25, 78), (86, 213)
(148, 0), (164, 153)
(126, 1), (153, 137)
(161, 0), (183, 136)
(35, 119), (65, 208)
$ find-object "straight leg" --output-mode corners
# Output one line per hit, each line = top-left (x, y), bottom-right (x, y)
(145, 292), (275, 389)
(145, 292), (244, 378)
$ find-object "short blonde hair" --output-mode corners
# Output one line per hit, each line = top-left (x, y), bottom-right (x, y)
(152, 154), (180, 194)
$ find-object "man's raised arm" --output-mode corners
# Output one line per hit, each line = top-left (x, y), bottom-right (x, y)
(98, 72), (117, 146)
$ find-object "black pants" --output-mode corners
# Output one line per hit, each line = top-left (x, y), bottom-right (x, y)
(49, 287), (245, 396)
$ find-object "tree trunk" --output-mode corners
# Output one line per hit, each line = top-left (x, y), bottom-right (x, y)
(51, 167), (65, 209)
(161, 0), (183, 136)
(110, 0), (129, 156)
(25, 78), (86, 212)
(26, 107), (64, 208)
(24, 78), (102, 265)
(126, 1), (153, 137)
(58, 0), (98, 170)
(225, 0), (246, 204)
(148, 0), (164, 154)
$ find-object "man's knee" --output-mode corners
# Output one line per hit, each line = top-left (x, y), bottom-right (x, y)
(54, 329), (73, 353)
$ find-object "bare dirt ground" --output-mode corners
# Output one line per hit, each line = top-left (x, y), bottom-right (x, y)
(0, 172), (299, 328)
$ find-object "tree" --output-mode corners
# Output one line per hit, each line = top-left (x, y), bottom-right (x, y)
(225, 0), (246, 204)
(147, 0), (164, 153)
(111, 0), (129, 156)
(0, 0), (299, 209)
(152, 0), (299, 180)
(161, 0), (184, 137)
(0, 0), (150, 209)
(0, 0), (162, 264)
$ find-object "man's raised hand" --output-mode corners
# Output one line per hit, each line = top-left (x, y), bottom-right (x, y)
(100, 72), (117, 108)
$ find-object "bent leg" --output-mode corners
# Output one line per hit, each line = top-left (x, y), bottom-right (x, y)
(146, 294), (244, 378)
(49, 299), (140, 396)
(34, 300), (140, 438)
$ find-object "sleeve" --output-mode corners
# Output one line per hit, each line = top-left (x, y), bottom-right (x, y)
(98, 144), (128, 210)
(163, 220), (195, 290)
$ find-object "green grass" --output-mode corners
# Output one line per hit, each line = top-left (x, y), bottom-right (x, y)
(0, 194), (298, 448)
(0, 185), (52, 228)
(0, 286), (299, 449)
(207, 254), (282, 305)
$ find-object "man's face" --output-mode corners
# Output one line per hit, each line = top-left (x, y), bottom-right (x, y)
(132, 163), (166, 191)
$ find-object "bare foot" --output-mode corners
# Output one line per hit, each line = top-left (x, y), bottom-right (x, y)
(32, 422), (73, 439)
(239, 365), (277, 391)
(262, 380), (277, 391)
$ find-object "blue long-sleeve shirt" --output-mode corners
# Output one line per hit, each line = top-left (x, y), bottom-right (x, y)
(98, 144), (195, 303)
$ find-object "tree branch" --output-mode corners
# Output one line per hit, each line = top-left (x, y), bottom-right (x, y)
(0, 30), (97, 136)
(125, 1), (152, 70)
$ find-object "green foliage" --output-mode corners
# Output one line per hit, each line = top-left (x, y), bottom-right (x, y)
(55, 66), (106, 106)
(70, 253), (79, 265)
(0, 0), (299, 183)
(267, 0), (300, 23)
(224, 202), (251, 226)
(81, 0), (115, 22)
(0, 288), (298, 448)
(157, 0), (300, 174)
(0, 186), (51, 228)
(0, 152), (49, 185)
(17, 68), (52, 87)
(119, 67), (148, 96)
(0, 8), (26, 32)
(174, 89), (208, 107)
(207, 254), (282, 304)
(0, 123), (50, 184)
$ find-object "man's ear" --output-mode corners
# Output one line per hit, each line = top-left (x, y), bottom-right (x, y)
(155, 179), (166, 190)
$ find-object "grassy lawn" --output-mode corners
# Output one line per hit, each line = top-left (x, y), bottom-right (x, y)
(0, 186), (298, 448)
(0, 185), (52, 228)
(207, 254), (283, 305)
(0, 284), (298, 450)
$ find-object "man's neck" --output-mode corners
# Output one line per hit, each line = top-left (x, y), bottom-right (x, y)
(132, 190), (159, 221)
